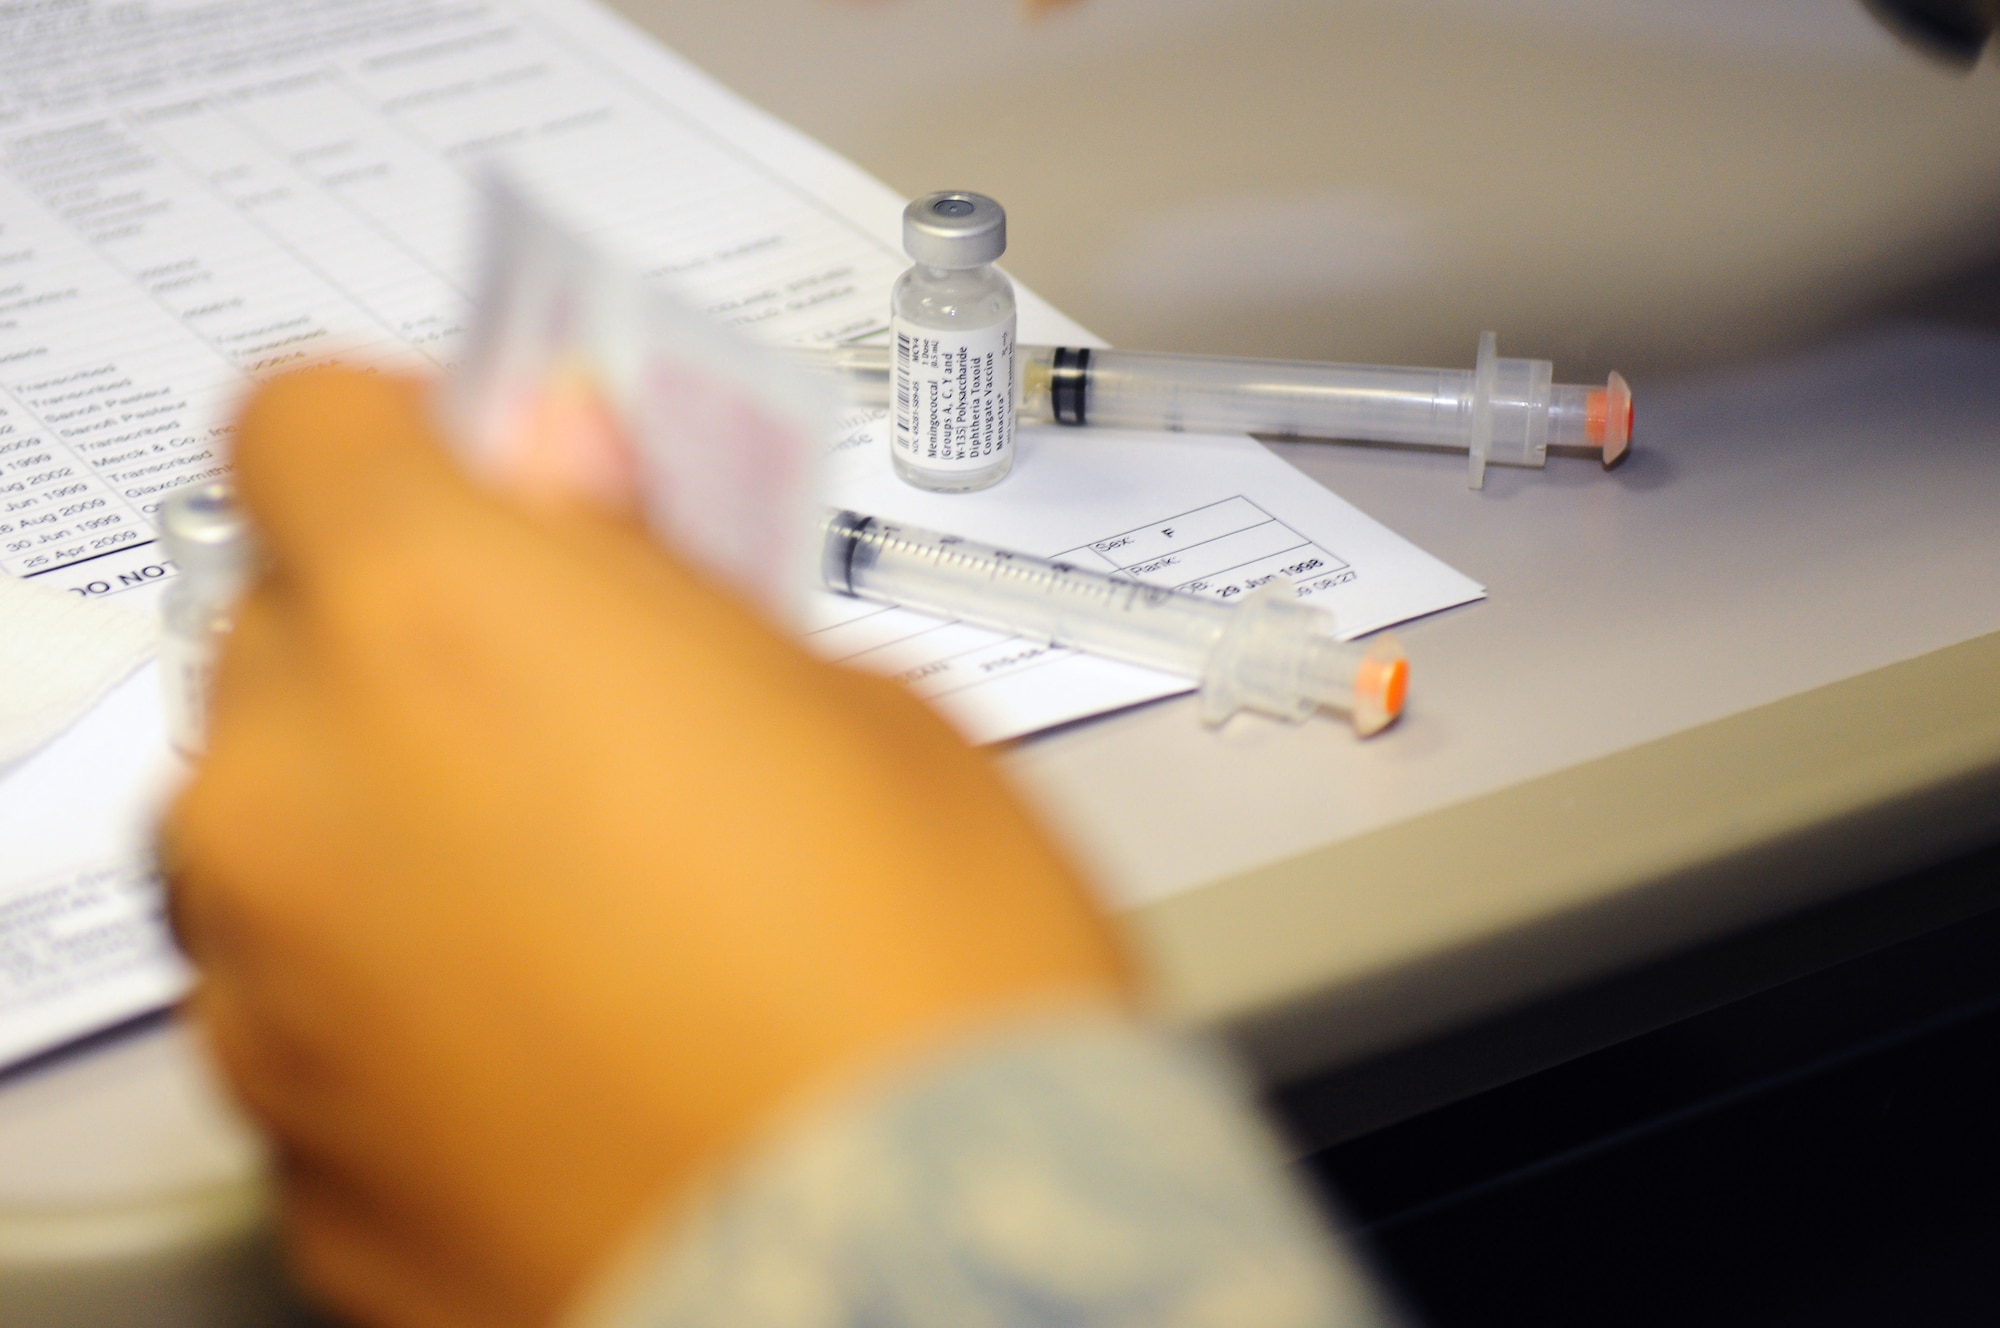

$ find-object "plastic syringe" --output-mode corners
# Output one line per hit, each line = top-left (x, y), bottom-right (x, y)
(808, 332), (1631, 489)
(820, 509), (1408, 734)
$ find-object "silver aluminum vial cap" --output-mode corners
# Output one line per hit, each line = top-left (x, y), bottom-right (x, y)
(159, 481), (252, 580)
(902, 191), (1006, 268)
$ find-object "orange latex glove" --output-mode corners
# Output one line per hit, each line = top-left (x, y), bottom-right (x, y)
(163, 368), (1133, 1328)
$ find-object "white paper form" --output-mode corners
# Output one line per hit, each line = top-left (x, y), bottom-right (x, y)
(0, 667), (183, 1069)
(0, 0), (1481, 1068)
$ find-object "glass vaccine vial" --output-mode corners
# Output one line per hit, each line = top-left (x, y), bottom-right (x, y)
(890, 191), (1016, 492)
(158, 481), (252, 756)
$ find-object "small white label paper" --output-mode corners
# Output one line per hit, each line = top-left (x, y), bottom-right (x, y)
(448, 177), (835, 619)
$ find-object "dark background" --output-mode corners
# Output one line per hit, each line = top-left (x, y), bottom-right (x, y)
(1283, 837), (2000, 1327)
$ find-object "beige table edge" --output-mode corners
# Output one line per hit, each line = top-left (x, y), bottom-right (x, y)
(1135, 629), (2000, 1083)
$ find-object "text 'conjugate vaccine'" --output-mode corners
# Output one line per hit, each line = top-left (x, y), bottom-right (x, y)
(890, 192), (1016, 493)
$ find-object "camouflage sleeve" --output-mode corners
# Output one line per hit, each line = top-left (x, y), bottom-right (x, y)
(567, 1015), (1403, 1328)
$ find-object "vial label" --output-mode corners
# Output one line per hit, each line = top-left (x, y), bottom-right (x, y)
(159, 626), (215, 756)
(891, 318), (1014, 473)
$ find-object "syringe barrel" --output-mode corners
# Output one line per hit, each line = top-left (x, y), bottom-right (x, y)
(820, 509), (1231, 677)
(1022, 347), (1554, 466)
(818, 510), (1407, 732)
(799, 339), (1626, 479)
(1024, 347), (1454, 440)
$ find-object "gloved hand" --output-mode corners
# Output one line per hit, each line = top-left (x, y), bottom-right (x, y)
(163, 368), (1133, 1328)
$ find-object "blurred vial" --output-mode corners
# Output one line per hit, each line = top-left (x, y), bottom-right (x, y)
(158, 481), (252, 756)
(890, 191), (1017, 492)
